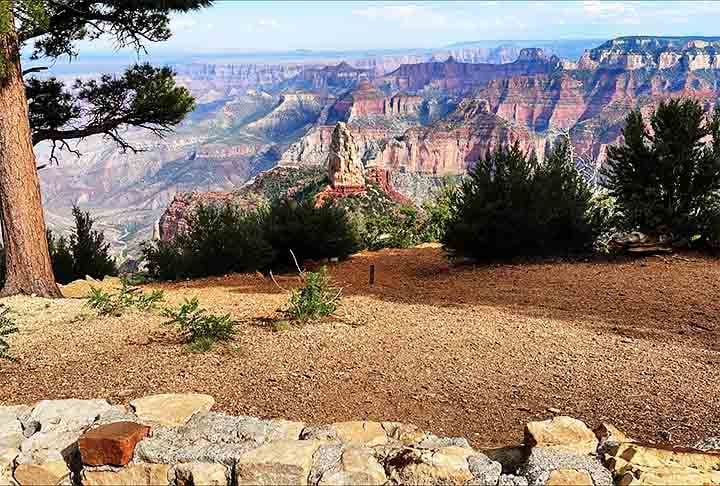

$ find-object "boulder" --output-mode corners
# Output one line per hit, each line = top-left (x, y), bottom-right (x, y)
(318, 448), (387, 485)
(78, 422), (150, 466)
(17, 400), (119, 468)
(605, 442), (720, 485)
(524, 416), (598, 455)
(694, 437), (720, 452)
(13, 461), (71, 486)
(173, 463), (230, 486)
(385, 446), (476, 485)
(235, 439), (324, 485)
(130, 394), (214, 427)
(82, 464), (171, 486)
(331, 421), (387, 447)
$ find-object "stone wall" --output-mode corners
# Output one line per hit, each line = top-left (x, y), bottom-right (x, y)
(1, 393), (719, 485)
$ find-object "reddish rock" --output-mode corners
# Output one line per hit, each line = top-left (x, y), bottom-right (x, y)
(78, 422), (150, 467)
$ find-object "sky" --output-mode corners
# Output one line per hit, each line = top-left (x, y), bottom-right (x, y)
(128, 0), (720, 53)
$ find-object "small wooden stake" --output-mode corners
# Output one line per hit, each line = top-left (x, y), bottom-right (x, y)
(369, 264), (375, 285)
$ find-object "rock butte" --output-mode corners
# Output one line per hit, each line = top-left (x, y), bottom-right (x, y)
(1, 394), (719, 485)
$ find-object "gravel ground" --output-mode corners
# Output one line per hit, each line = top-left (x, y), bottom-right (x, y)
(1, 245), (719, 448)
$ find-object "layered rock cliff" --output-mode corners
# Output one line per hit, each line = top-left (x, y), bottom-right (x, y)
(380, 50), (560, 93)
(368, 99), (544, 175)
(578, 36), (720, 71)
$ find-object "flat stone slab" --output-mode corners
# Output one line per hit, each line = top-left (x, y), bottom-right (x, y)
(79, 422), (150, 467)
(130, 394), (214, 427)
(524, 416), (598, 456)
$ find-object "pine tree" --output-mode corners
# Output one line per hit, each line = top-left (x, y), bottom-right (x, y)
(69, 206), (117, 281)
(0, 0), (211, 296)
(604, 99), (720, 243)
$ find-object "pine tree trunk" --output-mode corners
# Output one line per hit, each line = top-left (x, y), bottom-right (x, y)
(0, 26), (60, 297)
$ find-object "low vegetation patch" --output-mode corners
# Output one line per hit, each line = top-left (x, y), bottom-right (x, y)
(162, 297), (236, 352)
(86, 281), (164, 317)
(0, 304), (18, 361)
(283, 265), (342, 324)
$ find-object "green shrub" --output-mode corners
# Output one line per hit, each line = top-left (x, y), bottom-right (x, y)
(143, 203), (274, 280)
(179, 203), (274, 277)
(443, 140), (595, 260)
(0, 304), (18, 361)
(86, 281), (164, 316)
(141, 239), (185, 281)
(265, 199), (360, 267)
(1, 208), (116, 287)
(162, 297), (235, 350)
(604, 99), (720, 246)
(421, 184), (460, 242)
(69, 206), (118, 281)
(286, 266), (341, 323)
(47, 231), (74, 284)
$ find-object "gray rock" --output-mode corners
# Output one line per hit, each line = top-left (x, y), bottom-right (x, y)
(133, 413), (262, 466)
(694, 437), (720, 452)
(467, 454), (502, 485)
(307, 443), (343, 485)
(499, 474), (530, 486)
(520, 449), (612, 486)
(22, 400), (117, 434)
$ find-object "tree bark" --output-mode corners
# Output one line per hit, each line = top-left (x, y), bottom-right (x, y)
(0, 23), (61, 297)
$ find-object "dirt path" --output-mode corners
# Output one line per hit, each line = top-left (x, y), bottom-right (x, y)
(1, 246), (719, 448)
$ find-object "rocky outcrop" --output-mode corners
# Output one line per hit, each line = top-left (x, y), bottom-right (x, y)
(577, 36), (720, 71)
(326, 123), (365, 192)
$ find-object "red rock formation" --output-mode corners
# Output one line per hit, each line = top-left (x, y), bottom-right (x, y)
(327, 122), (365, 192)
(369, 99), (542, 175)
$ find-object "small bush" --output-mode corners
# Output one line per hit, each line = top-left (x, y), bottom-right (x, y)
(141, 239), (185, 281)
(179, 203), (274, 277)
(47, 231), (75, 284)
(265, 199), (359, 267)
(69, 206), (118, 281)
(0, 305), (18, 361)
(162, 297), (236, 349)
(86, 281), (164, 316)
(286, 266), (341, 323)
(443, 140), (595, 260)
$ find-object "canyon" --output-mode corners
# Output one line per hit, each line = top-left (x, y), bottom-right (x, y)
(36, 36), (720, 258)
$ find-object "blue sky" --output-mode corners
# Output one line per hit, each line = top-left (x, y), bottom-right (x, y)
(82, 1), (720, 53)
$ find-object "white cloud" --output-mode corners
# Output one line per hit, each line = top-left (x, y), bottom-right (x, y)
(582, 1), (636, 17)
(352, 4), (454, 30)
(241, 18), (282, 33)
